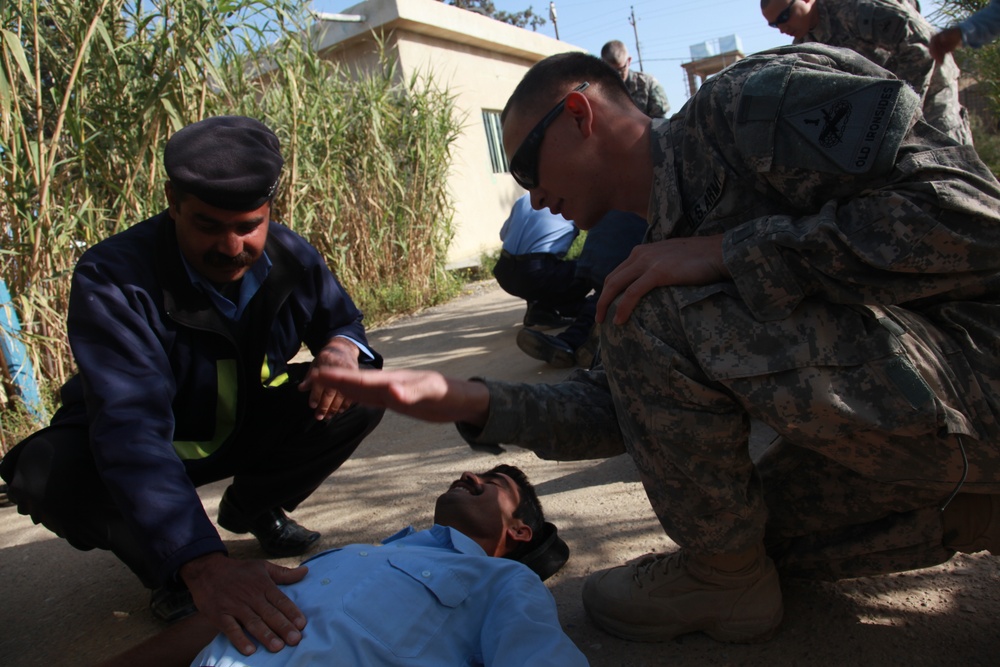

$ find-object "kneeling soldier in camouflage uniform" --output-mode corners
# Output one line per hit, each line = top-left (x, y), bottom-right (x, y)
(301, 45), (1000, 644)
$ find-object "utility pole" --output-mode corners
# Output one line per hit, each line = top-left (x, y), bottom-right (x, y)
(629, 6), (644, 72)
(549, 2), (560, 40)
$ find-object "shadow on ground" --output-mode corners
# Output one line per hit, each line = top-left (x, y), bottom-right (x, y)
(1, 282), (998, 666)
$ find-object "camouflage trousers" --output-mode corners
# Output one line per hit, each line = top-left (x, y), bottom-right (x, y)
(601, 282), (1000, 579)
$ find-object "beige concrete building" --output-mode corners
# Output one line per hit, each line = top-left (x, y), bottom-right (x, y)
(311, 0), (582, 268)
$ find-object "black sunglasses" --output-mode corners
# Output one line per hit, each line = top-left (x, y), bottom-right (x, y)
(508, 82), (590, 190)
(768, 0), (797, 27)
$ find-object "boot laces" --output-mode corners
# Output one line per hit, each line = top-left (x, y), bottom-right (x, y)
(631, 551), (683, 588)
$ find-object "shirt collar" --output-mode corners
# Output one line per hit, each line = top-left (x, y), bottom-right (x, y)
(381, 524), (489, 557)
(181, 250), (272, 320)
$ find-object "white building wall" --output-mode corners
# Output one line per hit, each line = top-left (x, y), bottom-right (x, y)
(314, 0), (583, 267)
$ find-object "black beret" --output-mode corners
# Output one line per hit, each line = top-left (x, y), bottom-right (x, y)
(164, 116), (282, 211)
(518, 521), (570, 581)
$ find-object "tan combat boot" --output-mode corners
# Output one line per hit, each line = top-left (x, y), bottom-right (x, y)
(582, 544), (783, 643)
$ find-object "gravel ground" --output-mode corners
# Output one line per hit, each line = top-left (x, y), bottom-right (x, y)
(2, 281), (999, 666)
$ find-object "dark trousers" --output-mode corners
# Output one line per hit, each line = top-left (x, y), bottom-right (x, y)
(1, 378), (384, 588)
(492, 251), (590, 316)
(574, 210), (648, 290)
(557, 210), (648, 350)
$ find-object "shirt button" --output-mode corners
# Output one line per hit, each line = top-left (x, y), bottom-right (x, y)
(320, 578), (331, 585)
(421, 570), (432, 578)
(359, 551), (368, 557)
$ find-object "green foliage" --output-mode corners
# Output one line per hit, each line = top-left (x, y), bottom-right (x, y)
(0, 0), (462, 440)
(971, 115), (1000, 176)
(441, 0), (546, 30)
(0, 383), (58, 453)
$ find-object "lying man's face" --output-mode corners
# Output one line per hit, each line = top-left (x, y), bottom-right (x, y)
(434, 469), (530, 556)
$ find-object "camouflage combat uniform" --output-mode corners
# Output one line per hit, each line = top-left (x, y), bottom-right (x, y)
(462, 44), (1000, 580)
(796, 0), (973, 145)
(624, 69), (670, 119)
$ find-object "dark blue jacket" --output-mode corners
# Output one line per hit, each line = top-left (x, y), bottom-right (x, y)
(53, 211), (380, 581)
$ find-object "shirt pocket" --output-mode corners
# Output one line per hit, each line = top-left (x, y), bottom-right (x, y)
(343, 553), (471, 658)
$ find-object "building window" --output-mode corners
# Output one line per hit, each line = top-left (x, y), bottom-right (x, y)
(482, 110), (509, 174)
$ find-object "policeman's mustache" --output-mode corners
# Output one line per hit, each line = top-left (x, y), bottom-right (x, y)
(203, 251), (254, 268)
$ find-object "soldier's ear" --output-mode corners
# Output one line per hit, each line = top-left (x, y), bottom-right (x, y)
(564, 91), (593, 139)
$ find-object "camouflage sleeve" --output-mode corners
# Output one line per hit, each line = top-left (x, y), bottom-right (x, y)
(453, 371), (627, 461)
(711, 49), (1000, 321)
(864, 2), (936, 101)
(646, 78), (671, 119)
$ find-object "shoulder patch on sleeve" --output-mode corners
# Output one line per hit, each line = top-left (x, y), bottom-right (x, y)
(784, 78), (910, 174)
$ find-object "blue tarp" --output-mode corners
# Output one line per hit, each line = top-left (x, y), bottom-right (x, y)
(0, 280), (46, 422)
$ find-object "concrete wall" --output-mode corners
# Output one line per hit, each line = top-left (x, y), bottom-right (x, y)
(313, 0), (583, 267)
(394, 33), (530, 267)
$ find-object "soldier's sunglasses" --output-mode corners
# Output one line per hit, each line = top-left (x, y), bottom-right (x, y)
(768, 0), (798, 27)
(509, 82), (590, 190)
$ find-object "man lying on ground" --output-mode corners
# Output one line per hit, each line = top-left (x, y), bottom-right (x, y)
(97, 464), (586, 667)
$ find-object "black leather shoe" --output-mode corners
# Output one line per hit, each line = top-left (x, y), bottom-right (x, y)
(516, 328), (576, 368)
(523, 303), (574, 329)
(217, 489), (321, 558)
(150, 584), (197, 623)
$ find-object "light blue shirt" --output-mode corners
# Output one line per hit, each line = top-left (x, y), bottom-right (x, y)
(959, 0), (1000, 49)
(500, 194), (579, 256)
(191, 525), (589, 666)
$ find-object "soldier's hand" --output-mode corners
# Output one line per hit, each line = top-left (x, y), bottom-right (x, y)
(305, 337), (360, 419)
(596, 234), (729, 325)
(179, 553), (308, 657)
(301, 367), (491, 427)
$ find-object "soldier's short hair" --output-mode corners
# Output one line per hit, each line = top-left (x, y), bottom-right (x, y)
(600, 39), (628, 65)
(501, 52), (633, 124)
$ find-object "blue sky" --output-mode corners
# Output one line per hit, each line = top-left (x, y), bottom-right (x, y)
(310, 0), (951, 115)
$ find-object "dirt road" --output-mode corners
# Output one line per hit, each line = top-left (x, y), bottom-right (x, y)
(2, 281), (998, 665)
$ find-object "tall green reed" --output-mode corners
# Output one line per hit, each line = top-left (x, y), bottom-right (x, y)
(0, 1), (461, 450)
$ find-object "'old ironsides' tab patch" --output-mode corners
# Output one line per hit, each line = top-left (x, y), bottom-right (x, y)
(786, 80), (904, 174)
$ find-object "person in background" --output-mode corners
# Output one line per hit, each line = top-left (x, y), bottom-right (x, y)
(492, 193), (590, 329)
(599, 39), (670, 119)
(930, 0), (1000, 62)
(761, 0), (974, 144)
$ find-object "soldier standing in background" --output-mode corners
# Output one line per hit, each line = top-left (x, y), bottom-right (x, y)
(761, 0), (974, 144)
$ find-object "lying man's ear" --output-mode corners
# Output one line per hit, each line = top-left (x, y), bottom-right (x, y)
(506, 522), (533, 546)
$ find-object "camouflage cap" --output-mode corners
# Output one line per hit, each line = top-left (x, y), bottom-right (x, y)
(164, 116), (282, 211)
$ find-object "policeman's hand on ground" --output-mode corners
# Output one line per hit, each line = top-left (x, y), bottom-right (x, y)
(304, 337), (361, 419)
(930, 27), (963, 63)
(300, 367), (491, 427)
(179, 552), (309, 656)
(596, 234), (730, 325)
